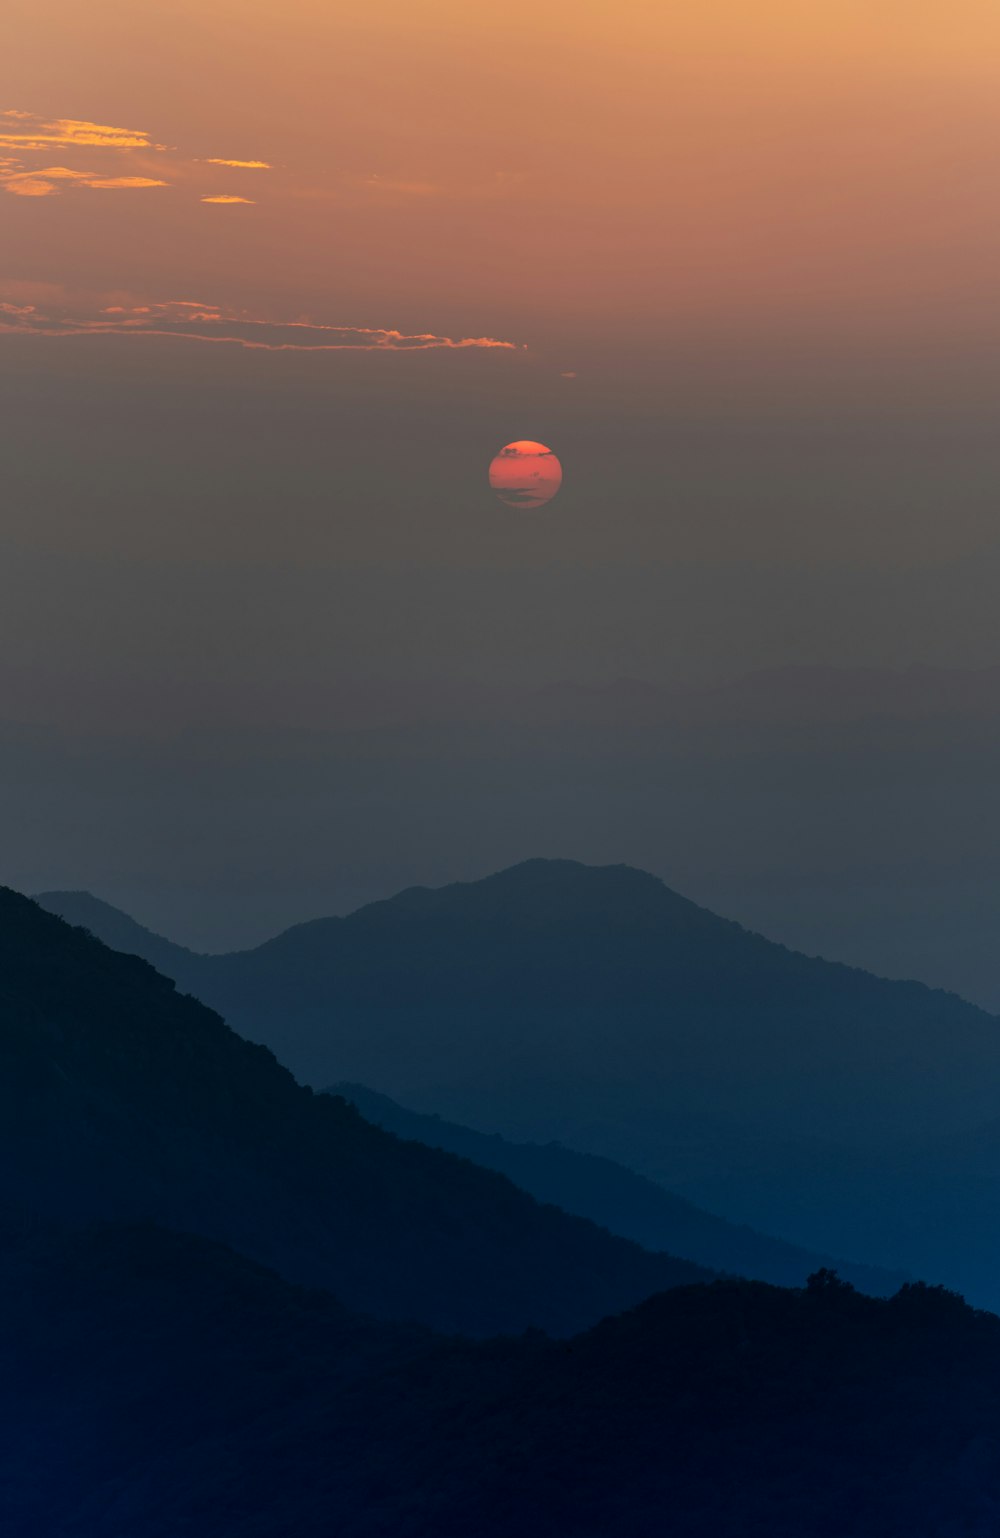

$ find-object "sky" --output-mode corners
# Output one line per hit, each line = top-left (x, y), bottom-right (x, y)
(3, 1), (1000, 997)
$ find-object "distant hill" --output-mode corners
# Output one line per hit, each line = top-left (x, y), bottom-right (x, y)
(36, 887), (199, 977)
(330, 1082), (907, 1295)
(38, 860), (1000, 1299)
(4, 1219), (1000, 1537)
(39, 860), (1000, 1146)
(0, 887), (711, 1336)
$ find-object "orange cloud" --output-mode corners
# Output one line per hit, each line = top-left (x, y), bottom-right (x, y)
(0, 111), (274, 207)
(12, 166), (91, 180)
(0, 295), (520, 352)
(2, 164), (168, 196)
(85, 176), (168, 189)
(4, 178), (58, 197)
(3, 166), (93, 194)
(0, 116), (154, 150)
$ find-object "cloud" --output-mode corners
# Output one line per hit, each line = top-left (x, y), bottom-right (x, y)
(3, 166), (92, 196)
(0, 116), (154, 150)
(4, 177), (60, 197)
(2, 163), (168, 196)
(10, 166), (91, 180)
(85, 177), (168, 189)
(0, 295), (520, 352)
(201, 194), (255, 204)
(0, 111), (266, 204)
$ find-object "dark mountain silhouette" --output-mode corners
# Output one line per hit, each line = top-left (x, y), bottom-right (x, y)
(36, 887), (198, 978)
(331, 1081), (907, 1295)
(38, 860), (1000, 1300)
(0, 886), (711, 1336)
(4, 1218), (1000, 1537)
(39, 860), (1000, 1146)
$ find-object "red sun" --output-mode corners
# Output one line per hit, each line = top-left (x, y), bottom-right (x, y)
(488, 440), (562, 509)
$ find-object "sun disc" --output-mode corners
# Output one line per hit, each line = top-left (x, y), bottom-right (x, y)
(488, 439), (562, 509)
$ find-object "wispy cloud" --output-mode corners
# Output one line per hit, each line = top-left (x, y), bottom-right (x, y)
(1, 163), (169, 197)
(3, 166), (96, 197)
(8, 166), (91, 180)
(0, 116), (155, 150)
(0, 296), (520, 352)
(1, 111), (273, 204)
(86, 176), (168, 190)
(5, 177), (60, 197)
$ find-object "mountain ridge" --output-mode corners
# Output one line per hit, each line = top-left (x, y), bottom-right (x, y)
(36, 859), (1000, 1301)
(37, 860), (1000, 1140)
(0, 884), (712, 1335)
(4, 1216), (999, 1538)
(330, 1081), (908, 1295)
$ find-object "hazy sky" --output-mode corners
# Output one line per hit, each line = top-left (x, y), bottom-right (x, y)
(3, 1), (1000, 993)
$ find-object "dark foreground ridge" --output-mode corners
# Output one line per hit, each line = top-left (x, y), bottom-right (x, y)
(4, 1220), (1000, 1538)
(0, 886), (710, 1336)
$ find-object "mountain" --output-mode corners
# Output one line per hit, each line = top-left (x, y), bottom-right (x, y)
(38, 860), (1000, 1299)
(22, 665), (1000, 1012)
(39, 860), (1000, 1145)
(34, 887), (197, 978)
(4, 1219), (1000, 1537)
(331, 1081), (907, 1295)
(0, 886), (711, 1336)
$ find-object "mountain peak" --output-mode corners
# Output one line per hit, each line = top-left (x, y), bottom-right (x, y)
(358, 858), (707, 932)
(33, 888), (199, 970)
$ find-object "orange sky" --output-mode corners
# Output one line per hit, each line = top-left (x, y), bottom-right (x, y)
(3, 0), (999, 368)
(5, 0), (1000, 955)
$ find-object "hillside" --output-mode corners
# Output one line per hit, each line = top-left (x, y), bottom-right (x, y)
(3, 1219), (1000, 1537)
(34, 887), (198, 978)
(0, 887), (711, 1336)
(38, 861), (1000, 1298)
(40, 861), (1000, 1148)
(332, 1081), (907, 1294)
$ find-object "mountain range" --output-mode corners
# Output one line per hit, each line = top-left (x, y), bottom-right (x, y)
(331, 1081), (906, 1295)
(38, 859), (1000, 1302)
(20, 663), (1000, 1014)
(40, 859), (1000, 1143)
(0, 886), (711, 1336)
(8, 876), (1000, 1534)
